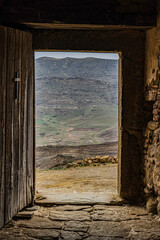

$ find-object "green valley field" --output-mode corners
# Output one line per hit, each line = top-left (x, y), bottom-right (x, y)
(36, 105), (118, 146)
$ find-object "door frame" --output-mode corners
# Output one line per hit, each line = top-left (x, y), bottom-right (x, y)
(33, 29), (145, 200)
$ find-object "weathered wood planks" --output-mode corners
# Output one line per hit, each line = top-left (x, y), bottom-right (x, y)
(0, 25), (34, 228)
(0, 26), (7, 229)
(5, 27), (16, 224)
(26, 32), (34, 206)
(12, 29), (22, 216)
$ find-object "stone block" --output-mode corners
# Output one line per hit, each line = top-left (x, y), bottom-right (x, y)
(153, 101), (159, 109)
(153, 109), (158, 115)
(157, 202), (160, 217)
(88, 221), (129, 238)
(147, 144), (156, 157)
(143, 128), (152, 138)
(153, 115), (160, 121)
(147, 121), (159, 131)
(23, 229), (59, 239)
(146, 197), (158, 214)
(14, 211), (34, 219)
(64, 221), (89, 232)
(145, 89), (157, 101)
(49, 210), (90, 221)
(60, 230), (82, 240)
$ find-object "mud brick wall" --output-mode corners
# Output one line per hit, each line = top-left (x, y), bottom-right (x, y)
(144, 27), (160, 215)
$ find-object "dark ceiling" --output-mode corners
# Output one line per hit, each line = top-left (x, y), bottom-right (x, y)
(0, 0), (157, 29)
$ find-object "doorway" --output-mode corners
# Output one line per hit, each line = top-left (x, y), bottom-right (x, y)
(34, 50), (120, 204)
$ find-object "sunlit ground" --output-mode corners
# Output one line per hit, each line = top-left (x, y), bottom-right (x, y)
(36, 164), (118, 204)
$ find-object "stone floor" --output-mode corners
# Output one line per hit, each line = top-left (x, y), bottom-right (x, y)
(1, 204), (160, 240)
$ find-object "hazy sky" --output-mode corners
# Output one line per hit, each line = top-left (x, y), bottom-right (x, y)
(35, 51), (119, 60)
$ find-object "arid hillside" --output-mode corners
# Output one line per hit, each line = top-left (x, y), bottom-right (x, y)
(36, 142), (118, 170)
(35, 57), (118, 146)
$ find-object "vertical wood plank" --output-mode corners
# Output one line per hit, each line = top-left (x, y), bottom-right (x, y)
(19, 31), (28, 210)
(33, 45), (36, 204)
(18, 30), (23, 212)
(12, 29), (22, 215)
(26, 32), (34, 205)
(19, 30), (24, 210)
(5, 27), (16, 224)
(0, 26), (7, 228)
(19, 30), (34, 210)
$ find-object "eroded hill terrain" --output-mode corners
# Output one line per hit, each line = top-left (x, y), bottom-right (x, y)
(35, 57), (118, 147)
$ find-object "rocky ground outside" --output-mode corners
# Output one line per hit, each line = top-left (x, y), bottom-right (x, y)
(36, 142), (118, 170)
(66, 155), (118, 168)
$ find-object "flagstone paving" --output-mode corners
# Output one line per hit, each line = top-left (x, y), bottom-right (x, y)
(0, 204), (160, 240)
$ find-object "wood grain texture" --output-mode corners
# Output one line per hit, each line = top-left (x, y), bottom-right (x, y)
(0, 25), (34, 227)
(12, 29), (22, 215)
(19, 31), (28, 210)
(0, 25), (7, 229)
(26, 32), (34, 206)
(5, 27), (15, 224)
(19, 30), (34, 210)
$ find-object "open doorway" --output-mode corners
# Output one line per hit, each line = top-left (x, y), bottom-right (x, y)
(34, 51), (119, 204)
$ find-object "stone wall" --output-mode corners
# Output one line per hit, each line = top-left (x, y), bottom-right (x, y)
(144, 27), (160, 215)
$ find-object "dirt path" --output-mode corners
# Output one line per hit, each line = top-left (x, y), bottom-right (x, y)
(36, 164), (118, 204)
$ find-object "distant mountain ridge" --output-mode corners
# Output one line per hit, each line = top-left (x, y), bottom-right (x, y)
(35, 57), (118, 81)
(35, 57), (118, 146)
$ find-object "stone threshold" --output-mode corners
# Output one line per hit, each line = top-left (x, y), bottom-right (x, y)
(34, 196), (128, 207)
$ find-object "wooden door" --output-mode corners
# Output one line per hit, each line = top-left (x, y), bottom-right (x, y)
(0, 25), (34, 228)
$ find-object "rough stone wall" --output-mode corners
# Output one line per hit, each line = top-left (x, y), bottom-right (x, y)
(144, 27), (160, 215)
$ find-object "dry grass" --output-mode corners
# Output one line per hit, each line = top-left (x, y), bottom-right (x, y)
(36, 164), (118, 193)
